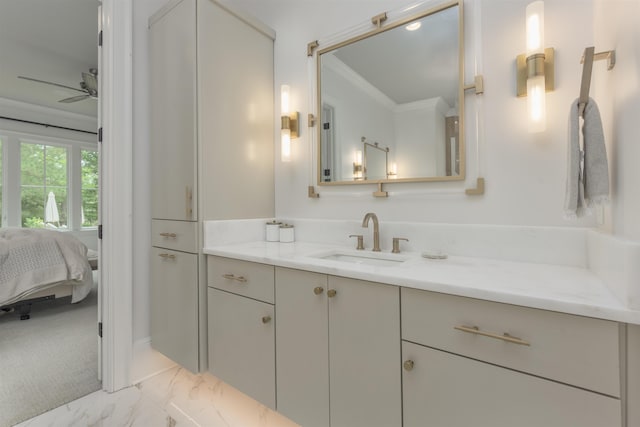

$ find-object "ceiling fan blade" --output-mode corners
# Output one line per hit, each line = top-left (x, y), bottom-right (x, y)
(59, 94), (90, 103)
(18, 76), (85, 93)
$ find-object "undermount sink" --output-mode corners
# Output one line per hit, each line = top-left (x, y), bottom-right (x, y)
(314, 251), (408, 267)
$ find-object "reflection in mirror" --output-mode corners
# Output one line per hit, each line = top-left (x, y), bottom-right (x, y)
(317, 1), (464, 185)
(363, 138), (389, 181)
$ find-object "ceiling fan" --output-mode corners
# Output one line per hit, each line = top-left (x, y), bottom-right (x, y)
(18, 68), (98, 103)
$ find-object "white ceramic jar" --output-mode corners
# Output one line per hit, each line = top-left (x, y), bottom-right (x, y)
(279, 224), (295, 243)
(265, 220), (282, 242)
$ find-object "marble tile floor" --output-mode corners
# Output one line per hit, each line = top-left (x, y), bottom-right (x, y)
(16, 355), (299, 427)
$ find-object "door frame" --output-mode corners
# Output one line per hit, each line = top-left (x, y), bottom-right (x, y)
(100, 0), (133, 393)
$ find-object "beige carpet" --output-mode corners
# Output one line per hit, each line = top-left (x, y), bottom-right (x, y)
(0, 282), (101, 427)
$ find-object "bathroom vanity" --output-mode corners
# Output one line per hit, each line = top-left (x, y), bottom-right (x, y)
(203, 219), (640, 427)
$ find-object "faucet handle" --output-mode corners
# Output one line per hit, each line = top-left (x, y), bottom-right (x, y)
(392, 237), (409, 254)
(349, 234), (365, 250)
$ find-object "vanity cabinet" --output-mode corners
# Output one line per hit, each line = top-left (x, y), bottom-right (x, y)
(149, 0), (274, 373)
(401, 288), (622, 427)
(275, 267), (401, 427)
(207, 256), (276, 408)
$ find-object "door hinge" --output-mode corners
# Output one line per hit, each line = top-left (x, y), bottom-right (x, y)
(98, 30), (103, 47)
(98, 224), (103, 240)
(98, 322), (103, 338)
(98, 127), (103, 142)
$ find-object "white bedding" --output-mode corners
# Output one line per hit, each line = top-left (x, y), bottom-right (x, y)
(0, 228), (93, 306)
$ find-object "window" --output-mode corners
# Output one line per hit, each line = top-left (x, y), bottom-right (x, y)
(0, 128), (97, 230)
(21, 142), (68, 228)
(81, 149), (98, 227)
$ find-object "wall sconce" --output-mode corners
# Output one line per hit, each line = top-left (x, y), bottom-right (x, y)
(387, 162), (398, 179)
(516, 1), (554, 133)
(353, 150), (363, 180)
(281, 85), (299, 162)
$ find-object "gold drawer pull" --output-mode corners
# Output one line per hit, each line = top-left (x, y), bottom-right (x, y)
(454, 325), (531, 346)
(158, 253), (176, 260)
(313, 286), (324, 295)
(222, 274), (248, 283)
(262, 316), (272, 324)
(159, 232), (177, 238)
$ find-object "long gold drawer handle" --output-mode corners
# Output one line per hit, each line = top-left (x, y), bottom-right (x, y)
(222, 274), (248, 283)
(454, 325), (531, 346)
(158, 253), (176, 260)
(159, 232), (177, 238)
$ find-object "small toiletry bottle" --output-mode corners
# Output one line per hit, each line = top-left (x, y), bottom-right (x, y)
(266, 220), (282, 242)
(279, 224), (295, 243)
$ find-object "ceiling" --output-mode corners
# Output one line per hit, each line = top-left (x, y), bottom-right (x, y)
(0, 0), (99, 118)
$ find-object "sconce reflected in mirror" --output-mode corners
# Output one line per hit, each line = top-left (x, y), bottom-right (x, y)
(516, 1), (555, 133)
(353, 150), (363, 180)
(281, 85), (299, 162)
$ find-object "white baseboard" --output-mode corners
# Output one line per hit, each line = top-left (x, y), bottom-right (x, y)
(131, 337), (176, 384)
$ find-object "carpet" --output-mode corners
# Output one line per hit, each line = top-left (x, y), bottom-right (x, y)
(0, 282), (101, 427)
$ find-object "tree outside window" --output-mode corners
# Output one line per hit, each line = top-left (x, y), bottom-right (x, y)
(20, 142), (68, 228)
(81, 149), (98, 227)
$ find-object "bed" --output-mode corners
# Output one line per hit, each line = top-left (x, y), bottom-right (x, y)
(0, 228), (94, 319)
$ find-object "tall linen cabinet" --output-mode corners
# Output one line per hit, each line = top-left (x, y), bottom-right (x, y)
(149, 0), (274, 373)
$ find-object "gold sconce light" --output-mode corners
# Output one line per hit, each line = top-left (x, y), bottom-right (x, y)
(353, 150), (363, 180)
(516, 1), (554, 133)
(281, 85), (299, 162)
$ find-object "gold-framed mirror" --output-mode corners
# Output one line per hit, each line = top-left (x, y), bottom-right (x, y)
(316, 0), (465, 186)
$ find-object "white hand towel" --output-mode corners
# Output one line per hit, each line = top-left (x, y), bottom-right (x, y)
(564, 97), (609, 218)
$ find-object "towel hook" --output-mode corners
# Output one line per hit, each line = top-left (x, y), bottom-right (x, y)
(578, 47), (616, 117)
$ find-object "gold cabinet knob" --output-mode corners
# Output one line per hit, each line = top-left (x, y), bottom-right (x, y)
(262, 316), (272, 324)
(313, 286), (324, 295)
(327, 289), (337, 298)
(403, 360), (414, 371)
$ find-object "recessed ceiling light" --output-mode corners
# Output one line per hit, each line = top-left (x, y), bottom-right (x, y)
(405, 22), (421, 31)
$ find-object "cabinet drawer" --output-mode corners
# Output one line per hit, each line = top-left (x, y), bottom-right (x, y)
(151, 219), (198, 253)
(401, 288), (621, 397)
(207, 256), (274, 303)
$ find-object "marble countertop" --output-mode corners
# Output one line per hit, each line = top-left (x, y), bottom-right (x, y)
(204, 241), (640, 325)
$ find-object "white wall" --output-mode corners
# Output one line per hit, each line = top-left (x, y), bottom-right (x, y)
(395, 97), (449, 178)
(593, 0), (640, 241)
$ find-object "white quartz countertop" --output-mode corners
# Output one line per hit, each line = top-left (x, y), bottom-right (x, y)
(203, 241), (640, 325)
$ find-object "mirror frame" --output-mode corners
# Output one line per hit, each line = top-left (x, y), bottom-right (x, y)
(315, 0), (465, 186)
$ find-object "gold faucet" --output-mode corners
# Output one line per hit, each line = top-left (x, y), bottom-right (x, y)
(361, 212), (381, 252)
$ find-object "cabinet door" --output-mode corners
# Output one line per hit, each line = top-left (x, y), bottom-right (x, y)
(150, 247), (198, 372)
(275, 268), (329, 427)
(328, 276), (401, 427)
(402, 341), (622, 427)
(208, 288), (275, 409)
(149, 0), (197, 221)
(197, 0), (274, 220)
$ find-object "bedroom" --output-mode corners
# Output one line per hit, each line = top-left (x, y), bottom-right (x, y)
(0, 0), (101, 425)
